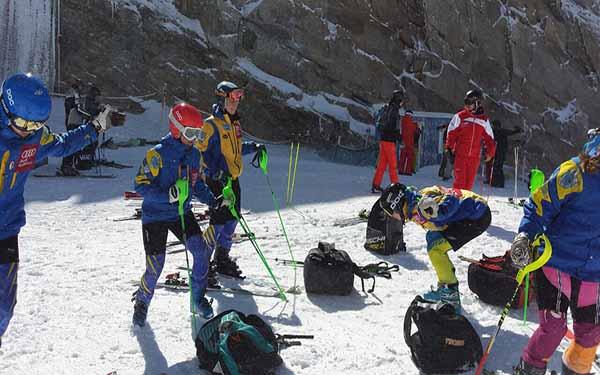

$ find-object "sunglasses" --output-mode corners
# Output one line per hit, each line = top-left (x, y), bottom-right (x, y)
(228, 89), (244, 102)
(11, 116), (46, 132)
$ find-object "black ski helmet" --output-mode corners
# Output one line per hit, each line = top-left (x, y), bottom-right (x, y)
(215, 81), (240, 106)
(379, 183), (408, 218)
(464, 89), (483, 105)
(391, 89), (405, 105)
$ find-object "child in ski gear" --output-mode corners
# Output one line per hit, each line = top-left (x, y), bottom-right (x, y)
(132, 102), (218, 325)
(399, 110), (420, 175)
(446, 89), (496, 190)
(379, 183), (491, 313)
(372, 90), (404, 193)
(195, 81), (262, 278)
(484, 120), (521, 187)
(0, 73), (114, 344)
(512, 129), (600, 375)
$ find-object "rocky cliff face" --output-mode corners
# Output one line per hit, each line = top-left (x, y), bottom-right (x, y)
(61, 0), (600, 172)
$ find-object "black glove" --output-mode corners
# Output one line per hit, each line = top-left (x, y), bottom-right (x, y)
(212, 170), (230, 185)
(510, 232), (533, 268)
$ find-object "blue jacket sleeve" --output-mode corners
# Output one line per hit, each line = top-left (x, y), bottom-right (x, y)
(518, 159), (582, 240)
(241, 141), (258, 156)
(36, 124), (97, 159)
(432, 195), (460, 224)
(134, 147), (167, 197)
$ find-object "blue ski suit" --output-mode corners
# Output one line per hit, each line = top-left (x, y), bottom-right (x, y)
(0, 109), (98, 339)
(133, 134), (216, 307)
(195, 105), (258, 255)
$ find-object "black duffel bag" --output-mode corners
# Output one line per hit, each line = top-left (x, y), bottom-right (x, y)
(467, 251), (534, 308)
(404, 296), (482, 374)
(303, 242), (375, 295)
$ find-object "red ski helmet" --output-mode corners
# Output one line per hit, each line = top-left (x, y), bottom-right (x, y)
(168, 102), (204, 141)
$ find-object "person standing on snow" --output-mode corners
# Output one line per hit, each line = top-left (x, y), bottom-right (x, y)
(131, 103), (221, 326)
(195, 81), (264, 279)
(484, 119), (521, 187)
(398, 109), (420, 176)
(0, 73), (115, 347)
(372, 90), (404, 193)
(445, 89), (496, 190)
(379, 183), (491, 314)
(511, 129), (600, 375)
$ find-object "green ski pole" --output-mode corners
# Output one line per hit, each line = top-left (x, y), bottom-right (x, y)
(175, 177), (201, 338)
(286, 142), (294, 205)
(253, 149), (299, 293)
(222, 178), (288, 301)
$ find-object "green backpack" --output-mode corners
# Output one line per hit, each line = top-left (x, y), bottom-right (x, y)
(195, 310), (283, 375)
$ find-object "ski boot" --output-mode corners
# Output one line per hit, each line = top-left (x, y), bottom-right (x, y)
(195, 297), (214, 319)
(57, 165), (80, 176)
(131, 292), (148, 327)
(207, 263), (220, 288)
(423, 283), (461, 314)
(561, 361), (591, 375)
(513, 359), (546, 375)
(214, 249), (244, 279)
(371, 185), (383, 194)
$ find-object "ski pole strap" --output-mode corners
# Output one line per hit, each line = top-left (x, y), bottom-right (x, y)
(251, 148), (268, 174)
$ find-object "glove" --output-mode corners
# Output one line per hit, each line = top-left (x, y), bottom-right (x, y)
(168, 185), (180, 204)
(445, 149), (455, 163)
(212, 195), (232, 211)
(92, 105), (115, 133)
(417, 197), (439, 220)
(212, 170), (230, 185)
(510, 232), (532, 268)
(485, 155), (494, 163)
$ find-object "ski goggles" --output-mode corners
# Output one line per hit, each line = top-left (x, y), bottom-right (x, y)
(228, 89), (244, 102)
(10, 116), (46, 132)
(169, 111), (203, 141)
(464, 98), (482, 107)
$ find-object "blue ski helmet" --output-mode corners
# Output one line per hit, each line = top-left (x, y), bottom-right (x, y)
(1, 73), (52, 122)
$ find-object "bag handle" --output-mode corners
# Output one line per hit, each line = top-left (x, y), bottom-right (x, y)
(403, 296), (436, 347)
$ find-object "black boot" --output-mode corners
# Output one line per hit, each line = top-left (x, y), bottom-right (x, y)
(207, 262), (220, 288)
(132, 298), (148, 327)
(513, 359), (546, 375)
(214, 247), (244, 279)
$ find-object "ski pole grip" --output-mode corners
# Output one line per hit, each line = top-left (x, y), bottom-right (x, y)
(516, 234), (552, 284)
(175, 178), (189, 216)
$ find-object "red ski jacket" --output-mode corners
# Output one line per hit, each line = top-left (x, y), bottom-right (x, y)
(446, 109), (496, 159)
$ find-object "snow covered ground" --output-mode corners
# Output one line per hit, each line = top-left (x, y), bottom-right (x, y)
(0, 112), (568, 374)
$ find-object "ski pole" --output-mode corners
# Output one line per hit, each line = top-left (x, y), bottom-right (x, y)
(222, 178), (288, 302)
(289, 142), (300, 205)
(175, 176), (201, 338)
(475, 234), (552, 375)
(522, 272), (530, 325)
(286, 142), (294, 205)
(252, 149), (299, 292)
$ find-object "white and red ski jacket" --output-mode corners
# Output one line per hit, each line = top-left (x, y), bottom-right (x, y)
(445, 109), (496, 159)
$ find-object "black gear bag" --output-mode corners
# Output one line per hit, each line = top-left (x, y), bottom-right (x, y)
(404, 296), (482, 374)
(364, 199), (406, 255)
(303, 242), (376, 295)
(466, 251), (534, 308)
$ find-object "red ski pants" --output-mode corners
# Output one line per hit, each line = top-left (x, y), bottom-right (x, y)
(399, 146), (416, 175)
(373, 141), (398, 187)
(453, 156), (480, 190)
